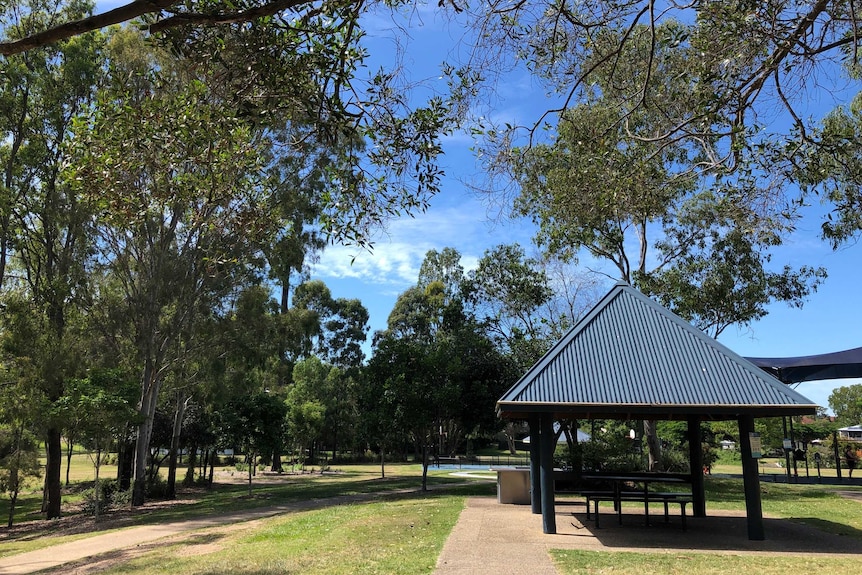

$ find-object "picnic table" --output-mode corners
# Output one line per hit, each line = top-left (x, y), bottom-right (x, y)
(578, 472), (692, 529)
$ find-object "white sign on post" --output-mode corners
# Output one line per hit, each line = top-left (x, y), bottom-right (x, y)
(750, 432), (762, 459)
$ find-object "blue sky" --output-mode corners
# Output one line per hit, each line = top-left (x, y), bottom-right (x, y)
(307, 4), (862, 412)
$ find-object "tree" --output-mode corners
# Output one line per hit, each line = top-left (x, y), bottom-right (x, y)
(5, 0), (862, 244)
(0, 370), (45, 527)
(293, 280), (369, 368)
(465, 2), (862, 243)
(501, 22), (826, 471)
(70, 30), (275, 506)
(364, 334), (451, 490)
(0, 1), (104, 517)
(61, 370), (140, 518)
(0, 424), (41, 527)
(285, 358), (329, 467)
(792, 97), (862, 247)
(366, 247), (516, 486)
(829, 384), (862, 425)
(221, 392), (287, 495)
(463, 244), (555, 369)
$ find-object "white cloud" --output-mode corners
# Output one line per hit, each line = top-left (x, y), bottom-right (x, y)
(312, 191), (533, 288)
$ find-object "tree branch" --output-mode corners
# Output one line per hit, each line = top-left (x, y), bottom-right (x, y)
(0, 0), (177, 55)
(0, 0), (325, 56)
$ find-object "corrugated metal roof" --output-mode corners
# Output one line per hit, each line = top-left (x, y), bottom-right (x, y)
(497, 282), (817, 420)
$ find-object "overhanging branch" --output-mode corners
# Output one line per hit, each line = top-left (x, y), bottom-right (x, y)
(0, 0), (325, 56)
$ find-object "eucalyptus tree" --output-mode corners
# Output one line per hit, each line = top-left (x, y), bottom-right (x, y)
(291, 282), (367, 458)
(367, 248), (516, 484)
(510, 22), (825, 339)
(293, 280), (369, 368)
(69, 29), (277, 506)
(461, 2), (862, 244)
(0, 0), (105, 518)
(0, 362), (46, 526)
(5, 0), (862, 243)
(221, 391), (287, 495)
(828, 384), (862, 426)
(286, 356), (333, 465)
(463, 244), (554, 370)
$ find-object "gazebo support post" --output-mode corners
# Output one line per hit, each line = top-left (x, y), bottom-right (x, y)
(529, 414), (541, 515)
(539, 413), (556, 534)
(738, 415), (765, 540)
(687, 416), (706, 517)
(782, 417), (792, 483)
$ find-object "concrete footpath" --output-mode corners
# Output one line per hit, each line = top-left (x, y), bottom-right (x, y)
(433, 496), (862, 575)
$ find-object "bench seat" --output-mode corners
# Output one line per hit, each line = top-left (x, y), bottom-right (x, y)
(587, 492), (692, 530)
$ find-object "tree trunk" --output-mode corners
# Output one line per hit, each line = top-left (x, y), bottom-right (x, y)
(504, 422), (518, 455)
(247, 453), (254, 496)
(117, 437), (134, 490)
(271, 450), (282, 473)
(183, 444), (198, 486)
(207, 450), (215, 486)
(7, 427), (21, 527)
(65, 436), (73, 486)
(420, 442), (429, 491)
(7, 487), (17, 527)
(132, 381), (159, 506)
(166, 393), (188, 500)
(380, 448), (385, 479)
(44, 427), (62, 519)
(132, 355), (165, 506)
(94, 446), (102, 520)
(644, 420), (661, 471)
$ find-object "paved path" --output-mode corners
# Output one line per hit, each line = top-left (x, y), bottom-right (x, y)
(433, 496), (862, 574)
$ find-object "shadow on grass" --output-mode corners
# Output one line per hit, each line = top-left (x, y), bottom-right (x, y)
(0, 472), (494, 545)
(564, 509), (862, 554)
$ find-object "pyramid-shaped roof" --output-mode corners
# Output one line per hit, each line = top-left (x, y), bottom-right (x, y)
(497, 282), (817, 421)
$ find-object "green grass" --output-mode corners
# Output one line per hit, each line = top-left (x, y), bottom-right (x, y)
(552, 477), (862, 574)
(704, 477), (862, 535)
(550, 550), (862, 574)
(94, 485), (489, 575)
(7, 466), (862, 575)
(0, 462), (495, 558)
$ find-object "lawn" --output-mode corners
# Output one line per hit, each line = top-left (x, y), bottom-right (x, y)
(5, 464), (862, 575)
(0, 461), (493, 558)
(550, 549), (862, 574)
(94, 492), (476, 575)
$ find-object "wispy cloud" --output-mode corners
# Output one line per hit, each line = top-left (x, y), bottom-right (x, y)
(312, 191), (532, 290)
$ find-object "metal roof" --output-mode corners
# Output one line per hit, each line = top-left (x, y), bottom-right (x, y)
(497, 282), (818, 421)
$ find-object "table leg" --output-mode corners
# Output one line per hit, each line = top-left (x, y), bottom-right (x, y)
(643, 483), (650, 527)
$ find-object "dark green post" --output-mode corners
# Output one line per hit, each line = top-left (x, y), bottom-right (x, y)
(834, 430), (843, 479)
(738, 415), (765, 540)
(529, 414), (541, 515)
(687, 416), (706, 517)
(540, 413), (556, 534)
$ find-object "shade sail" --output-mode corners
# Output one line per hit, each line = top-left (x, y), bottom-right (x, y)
(745, 347), (862, 384)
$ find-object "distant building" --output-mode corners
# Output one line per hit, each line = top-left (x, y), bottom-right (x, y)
(838, 425), (862, 441)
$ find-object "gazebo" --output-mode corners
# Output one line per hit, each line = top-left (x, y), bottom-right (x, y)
(496, 282), (817, 540)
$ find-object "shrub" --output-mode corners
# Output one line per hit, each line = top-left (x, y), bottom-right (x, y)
(81, 479), (132, 515)
(145, 474), (170, 499)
